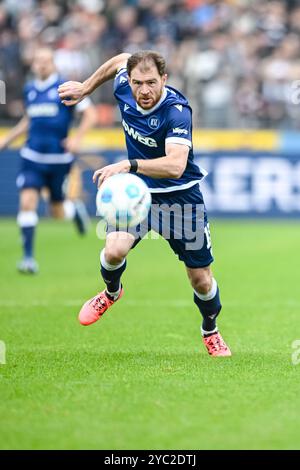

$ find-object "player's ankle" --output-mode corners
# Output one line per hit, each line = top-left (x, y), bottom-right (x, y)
(106, 286), (121, 301)
(201, 326), (218, 337)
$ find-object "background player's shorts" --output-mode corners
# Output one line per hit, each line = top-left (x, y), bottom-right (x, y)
(16, 158), (73, 202)
(107, 184), (214, 269)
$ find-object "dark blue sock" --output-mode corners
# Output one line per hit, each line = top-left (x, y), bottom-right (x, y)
(21, 226), (35, 258)
(100, 252), (127, 294)
(17, 212), (38, 259)
(194, 282), (222, 333)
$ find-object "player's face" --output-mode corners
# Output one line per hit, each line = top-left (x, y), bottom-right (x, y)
(129, 65), (167, 110)
(32, 50), (56, 80)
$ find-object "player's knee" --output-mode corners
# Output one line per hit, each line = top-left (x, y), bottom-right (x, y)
(190, 272), (212, 295)
(21, 201), (33, 211)
(20, 194), (37, 211)
(51, 203), (64, 219)
(104, 246), (127, 265)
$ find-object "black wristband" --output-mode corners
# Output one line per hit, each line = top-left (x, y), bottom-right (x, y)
(129, 159), (138, 173)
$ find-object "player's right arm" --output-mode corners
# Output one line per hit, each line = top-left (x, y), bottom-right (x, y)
(0, 115), (29, 151)
(58, 53), (131, 106)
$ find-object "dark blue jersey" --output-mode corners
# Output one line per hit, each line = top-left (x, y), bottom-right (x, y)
(21, 73), (90, 164)
(114, 68), (207, 192)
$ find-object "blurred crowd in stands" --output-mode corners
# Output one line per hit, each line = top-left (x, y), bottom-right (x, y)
(1, 0), (300, 128)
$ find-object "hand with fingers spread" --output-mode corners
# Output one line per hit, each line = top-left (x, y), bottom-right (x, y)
(58, 81), (87, 106)
(93, 160), (131, 188)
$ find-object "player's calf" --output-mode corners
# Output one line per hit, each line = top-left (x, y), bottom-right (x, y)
(100, 248), (127, 298)
(100, 232), (135, 296)
(193, 277), (222, 334)
(187, 267), (231, 355)
(17, 210), (39, 274)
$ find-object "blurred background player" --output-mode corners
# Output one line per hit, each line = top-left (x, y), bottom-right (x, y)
(0, 47), (97, 273)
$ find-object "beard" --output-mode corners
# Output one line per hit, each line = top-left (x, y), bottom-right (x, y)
(136, 88), (163, 109)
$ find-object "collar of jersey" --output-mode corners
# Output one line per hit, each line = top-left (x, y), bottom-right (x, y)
(136, 87), (168, 115)
(34, 73), (59, 91)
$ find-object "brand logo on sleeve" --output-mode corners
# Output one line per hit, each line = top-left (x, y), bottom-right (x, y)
(172, 128), (188, 135)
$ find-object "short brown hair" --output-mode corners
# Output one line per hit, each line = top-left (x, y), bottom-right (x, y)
(127, 50), (166, 77)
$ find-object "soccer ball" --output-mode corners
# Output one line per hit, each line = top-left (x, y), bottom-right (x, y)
(96, 173), (151, 228)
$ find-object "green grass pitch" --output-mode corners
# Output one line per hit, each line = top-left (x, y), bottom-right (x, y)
(0, 218), (300, 450)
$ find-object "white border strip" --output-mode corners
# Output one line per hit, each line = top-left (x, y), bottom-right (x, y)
(165, 137), (192, 148)
(21, 147), (74, 164)
(148, 179), (203, 193)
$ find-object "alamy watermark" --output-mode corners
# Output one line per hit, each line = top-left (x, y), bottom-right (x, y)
(96, 203), (210, 251)
(0, 340), (6, 365)
(291, 340), (300, 365)
(0, 80), (6, 104)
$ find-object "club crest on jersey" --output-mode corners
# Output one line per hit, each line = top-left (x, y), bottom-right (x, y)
(28, 90), (37, 101)
(148, 116), (160, 130)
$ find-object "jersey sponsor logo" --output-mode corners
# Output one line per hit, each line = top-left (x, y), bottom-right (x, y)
(148, 115), (160, 130)
(172, 128), (188, 135)
(124, 104), (130, 112)
(122, 119), (158, 147)
(27, 103), (59, 117)
(174, 104), (183, 112)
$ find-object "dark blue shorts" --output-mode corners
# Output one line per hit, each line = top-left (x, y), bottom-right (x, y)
(16, 158), (73, 202)
(108, 184), (214, 269)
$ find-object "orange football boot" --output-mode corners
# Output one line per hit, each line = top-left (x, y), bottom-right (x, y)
(78, 288), (124, 326)
(202, 331), (232, 357)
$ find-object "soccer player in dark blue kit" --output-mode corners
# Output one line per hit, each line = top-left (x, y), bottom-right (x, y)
(58, 51), (231, 356)
(0, 47), (97, 273)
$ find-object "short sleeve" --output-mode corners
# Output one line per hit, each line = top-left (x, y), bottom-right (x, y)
(165, 105), (192, 148)
(114, 68), (129, 93)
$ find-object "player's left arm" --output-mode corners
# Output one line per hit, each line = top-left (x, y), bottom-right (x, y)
(63, 100), (98, 154)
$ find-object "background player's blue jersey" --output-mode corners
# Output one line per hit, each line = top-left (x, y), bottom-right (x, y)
(21, 73), (75, 164)
(114, 68), (207, 193)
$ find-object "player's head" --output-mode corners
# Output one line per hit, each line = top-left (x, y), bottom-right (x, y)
(127, 51), (167, 110)
(32, 47), (57, 80)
